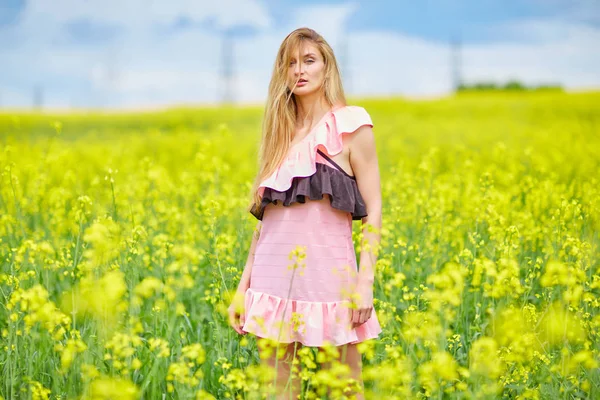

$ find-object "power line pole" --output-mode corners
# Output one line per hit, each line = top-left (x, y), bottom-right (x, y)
(33, 83), (43, 110)
(221, 30), (234, 105)
(338, 34), (350, 96)
(106, 46), (120, 109)
(451, 35), (462, 93)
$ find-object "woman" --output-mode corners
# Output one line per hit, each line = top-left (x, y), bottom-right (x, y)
(228, 27), (382, 399)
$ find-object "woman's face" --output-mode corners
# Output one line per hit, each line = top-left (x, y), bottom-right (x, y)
(287, 42), (326, 97)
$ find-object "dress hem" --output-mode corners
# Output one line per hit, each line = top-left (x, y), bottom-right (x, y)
(241, 288), (382, 347)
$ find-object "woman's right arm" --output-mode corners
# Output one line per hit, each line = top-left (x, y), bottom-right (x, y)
(236, 220), (261, 292)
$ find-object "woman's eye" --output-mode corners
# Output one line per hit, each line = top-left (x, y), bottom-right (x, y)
(289, 60), (314, 66)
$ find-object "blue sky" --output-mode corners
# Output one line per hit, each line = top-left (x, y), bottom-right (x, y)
(0, 0), (598, 109)
(268, 0), (599, 42)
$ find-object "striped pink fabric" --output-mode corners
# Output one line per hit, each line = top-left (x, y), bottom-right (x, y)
(242, 197), (382, 346)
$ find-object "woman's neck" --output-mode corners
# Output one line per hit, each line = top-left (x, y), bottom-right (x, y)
(295, 94), (330, 128)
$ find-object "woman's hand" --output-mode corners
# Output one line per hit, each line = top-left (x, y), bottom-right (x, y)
(349, 279), (374, 329)
(228, 288), (248, 335)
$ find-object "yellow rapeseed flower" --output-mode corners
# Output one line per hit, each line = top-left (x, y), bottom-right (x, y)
(469, 336), (503, 379)
(85, 376), (139, 400)
(538, 301), (586, 346)
(29, 380), (51, 400)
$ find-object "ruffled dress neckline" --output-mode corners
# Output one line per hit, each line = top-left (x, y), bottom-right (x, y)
(250, 104), (374, 221)
(290, 105), (340, 149)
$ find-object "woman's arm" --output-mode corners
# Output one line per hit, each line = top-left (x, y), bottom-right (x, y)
(348, 124), (382, 327)
(236, 220), (262, 292)
(350, 124), (382, 284)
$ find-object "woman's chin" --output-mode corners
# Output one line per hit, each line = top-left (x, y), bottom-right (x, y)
(292, 87), (316, 97)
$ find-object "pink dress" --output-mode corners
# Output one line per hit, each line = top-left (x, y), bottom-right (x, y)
(242, 105), (382, 347)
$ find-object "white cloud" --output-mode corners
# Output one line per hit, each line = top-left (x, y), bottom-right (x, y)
(486, 17), (600, 45)
(1, 1), (599, 109)
(16, 0), (271, 32)
(291, 3), (359, 46)
(462, 19), (600, 88)
(346, 31), (454, 96)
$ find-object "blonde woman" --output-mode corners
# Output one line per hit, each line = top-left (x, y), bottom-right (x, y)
(228, 27), (382, 399)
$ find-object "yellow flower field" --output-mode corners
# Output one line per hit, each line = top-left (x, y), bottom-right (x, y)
(0, 90), (599, 399)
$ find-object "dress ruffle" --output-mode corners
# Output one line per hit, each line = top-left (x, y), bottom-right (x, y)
(258, 105), (373, 195)
(250, 162), (368, 220)
(241, 288), (382, 347)
(251, 105), (373, 220)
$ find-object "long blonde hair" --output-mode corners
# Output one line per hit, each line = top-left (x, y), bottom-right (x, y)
(247, 27), (347, 213)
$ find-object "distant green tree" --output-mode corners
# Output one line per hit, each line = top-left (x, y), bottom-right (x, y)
(457, 80), (563, 92)
(504, 80), (525, 90)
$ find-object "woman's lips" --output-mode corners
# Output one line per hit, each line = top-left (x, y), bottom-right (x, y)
(297, 80), (308, 86)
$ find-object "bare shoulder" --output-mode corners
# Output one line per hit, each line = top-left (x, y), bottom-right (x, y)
(344, 105), (374, 145)
(349, 123), (375, 143)
(348, 124), (377, 158)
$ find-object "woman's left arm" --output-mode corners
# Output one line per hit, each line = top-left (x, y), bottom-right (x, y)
(349, 124), (382, 327)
